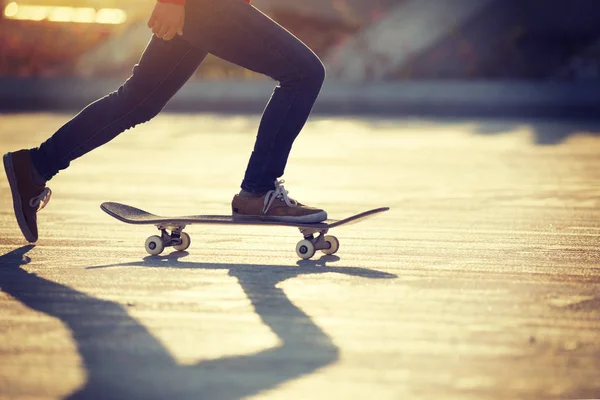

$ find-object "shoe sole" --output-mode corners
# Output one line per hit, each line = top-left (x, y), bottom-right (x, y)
(3, 153), (37, 242)
(232, 210), (327, 224)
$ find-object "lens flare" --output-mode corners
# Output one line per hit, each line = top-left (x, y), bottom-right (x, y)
(95, 8), (127, 25)
(2, 4), (127, 24)
(4, 2), (18, 17)
(47, 6), (75, 22)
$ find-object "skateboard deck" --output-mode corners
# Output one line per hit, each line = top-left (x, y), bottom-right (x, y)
(101, 202), (390, 259)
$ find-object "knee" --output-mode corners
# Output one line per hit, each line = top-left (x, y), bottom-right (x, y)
(111, 81), (166, 125)
(133, 103), (165, 125)
(281, 55), (326, 91)
(306, 59), (326, 89)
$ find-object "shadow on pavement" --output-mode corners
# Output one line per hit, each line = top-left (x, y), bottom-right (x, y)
(472, 118), (600, 145)
(0, 246), (396, 400)
(362, 115), (600, 145)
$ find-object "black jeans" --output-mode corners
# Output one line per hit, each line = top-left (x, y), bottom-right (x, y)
(31, 0), (325, 193)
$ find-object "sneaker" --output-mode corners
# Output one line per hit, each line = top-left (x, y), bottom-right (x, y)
(232, 179), (327, 223)
(3, 150), (52, 242)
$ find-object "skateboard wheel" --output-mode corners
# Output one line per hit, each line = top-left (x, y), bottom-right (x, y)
(321, 235), (340, 255)
(296, 239), (316, 260)
(173, 232), (191, 252)
(145, 235), (164, 256)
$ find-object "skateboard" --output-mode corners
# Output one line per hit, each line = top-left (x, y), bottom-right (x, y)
(100, 202), (390, 259)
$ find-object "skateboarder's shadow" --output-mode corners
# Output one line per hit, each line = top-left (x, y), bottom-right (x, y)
(0, 246), (396, 400)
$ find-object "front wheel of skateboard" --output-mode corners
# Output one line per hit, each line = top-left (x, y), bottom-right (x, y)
(173, 232), (191, 252)
(321, 235), (340, 255)
(296, 239), (316, 260)
(145, 235), (164, 256)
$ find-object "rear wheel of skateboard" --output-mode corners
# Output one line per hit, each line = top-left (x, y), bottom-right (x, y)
(173, 232), (191, 252)
(145, 235), (164, 256)
(296, 239), (316, 260)
(321, 235), (340, 255)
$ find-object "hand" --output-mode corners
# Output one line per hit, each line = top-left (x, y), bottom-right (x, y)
(147, 2), (185, 41)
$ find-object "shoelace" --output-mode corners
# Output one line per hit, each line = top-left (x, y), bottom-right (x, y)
(29, 187), (52, 211)
(262, 179), (297, 214)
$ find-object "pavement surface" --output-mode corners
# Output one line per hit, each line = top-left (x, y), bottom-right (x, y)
(0, 113), (599, 400)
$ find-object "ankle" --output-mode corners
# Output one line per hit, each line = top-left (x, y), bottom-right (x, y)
(238, 189), (267, 198)
(30, 163), (46, 186)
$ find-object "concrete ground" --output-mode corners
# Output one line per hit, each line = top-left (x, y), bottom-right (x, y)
(0, 113), (599, 400)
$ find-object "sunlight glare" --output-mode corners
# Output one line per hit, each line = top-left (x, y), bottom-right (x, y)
(72, 7), (97, 24)
(3, 4), (127, 24)
(47, 6), (75, 22)
(95, 8), (127, 25)
(4, 2), (18, 17)
(14, 4), (49, 21)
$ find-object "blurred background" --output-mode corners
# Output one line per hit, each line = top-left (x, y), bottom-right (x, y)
(2, 0), (600, 114)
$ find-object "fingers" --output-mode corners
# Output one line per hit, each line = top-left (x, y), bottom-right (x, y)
(163, 27), (178, 41)
(178, 15), (184, 36)
(147, 13), (156, 29)
(155, 23), (169, 39)
(151, 23), (179, 41)
(177, 19), (184, 37)
(150, 22), (183, 41)
(149, 18), (160, 36)
(147, 4), (185, 41)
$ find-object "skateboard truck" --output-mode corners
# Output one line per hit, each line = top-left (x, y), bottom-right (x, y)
(296, 227), (339, 260)
(144, 224), (191, 255)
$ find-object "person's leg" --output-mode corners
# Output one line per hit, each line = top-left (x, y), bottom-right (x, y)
(4, 35), (208, 242)
(31, 36), (208, 180)
(181, 0), (326, 194)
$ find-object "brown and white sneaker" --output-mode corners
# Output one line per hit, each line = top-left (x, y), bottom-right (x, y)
(232, 179), (327, 223)
(3, 150), (52, 243)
